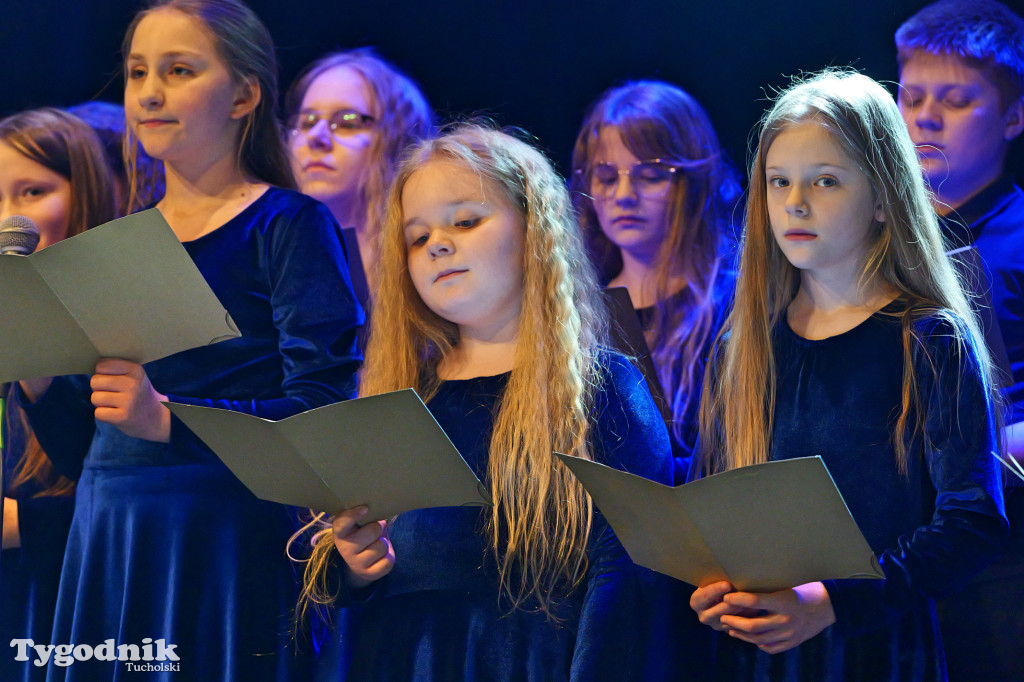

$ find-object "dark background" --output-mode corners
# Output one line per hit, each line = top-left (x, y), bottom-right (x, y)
(3, 0), (1024, 180)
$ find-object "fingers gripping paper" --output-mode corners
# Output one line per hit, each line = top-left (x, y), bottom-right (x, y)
(555, 454), (883, 592)
(166, 389), (491, 520)
(0, 209), (239, 382)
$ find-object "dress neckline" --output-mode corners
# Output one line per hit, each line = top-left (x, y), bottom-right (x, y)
(438, 371), (511, 386)
(780, 300), (903, 346)
(176, 186), (276, 246)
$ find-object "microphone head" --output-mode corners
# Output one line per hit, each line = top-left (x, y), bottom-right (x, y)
(0, 215), (41, 255)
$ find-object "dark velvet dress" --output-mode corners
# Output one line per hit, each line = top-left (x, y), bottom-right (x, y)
(18, 188), (363, 681)
(333, 352), (673, 681)
(1, 392), (75, 682)
(700, 307), (1006, 681)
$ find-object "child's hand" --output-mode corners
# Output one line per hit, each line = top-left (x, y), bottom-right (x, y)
(91, 358), (170, 442)
(690, 580), (761, 631)
(718, 581), (836, 654)
(2, 497), (20, 549)
(332, 505), (395, 589)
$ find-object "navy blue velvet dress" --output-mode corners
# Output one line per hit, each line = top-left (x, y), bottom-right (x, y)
(18, 188), (363, 681)
(700, 306), (1006, 681)
(331, 353), (673, 681)
(1, 392), (75, 682)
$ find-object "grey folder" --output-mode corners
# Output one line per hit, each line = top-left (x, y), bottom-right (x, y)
(166, 389), (491, 520)
(555, 454), (884, 592)
(0, 209), (238, 382)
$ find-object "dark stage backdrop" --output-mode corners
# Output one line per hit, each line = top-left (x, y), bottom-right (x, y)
(2, 0), (1023, 180)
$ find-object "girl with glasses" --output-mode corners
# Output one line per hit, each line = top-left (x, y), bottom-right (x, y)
(570, 81), (738, 484)
(286, 49), (433, 305)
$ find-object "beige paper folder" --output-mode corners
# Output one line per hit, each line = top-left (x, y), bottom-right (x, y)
(555, 454), (884, 592)
(0, 209), (238, 382)
(167, 389), (491, 520)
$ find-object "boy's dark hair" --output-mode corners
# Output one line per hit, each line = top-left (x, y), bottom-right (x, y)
(896, 0), (1024, 109)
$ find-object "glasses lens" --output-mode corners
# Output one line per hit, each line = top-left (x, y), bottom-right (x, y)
(590, 164), (619, 196)
(633, 162), (674, 197)
(287, 113), (317, 135)
(635, 162), (672, 183)
(329, 110), (372, 133)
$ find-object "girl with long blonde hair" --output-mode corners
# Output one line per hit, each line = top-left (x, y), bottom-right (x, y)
(689, 70), (1007, 681)
(299, 124), (672, 680)
(570, 81), (737, 481)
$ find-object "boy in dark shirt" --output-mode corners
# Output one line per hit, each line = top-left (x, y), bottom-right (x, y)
(896, 1), (1024, 679)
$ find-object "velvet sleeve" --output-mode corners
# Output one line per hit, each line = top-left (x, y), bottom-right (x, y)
(570, 352), (674, 680)
(15, 375), (95, 480)
(823, 316), (1008, 638)
(166, 201), (363, 420)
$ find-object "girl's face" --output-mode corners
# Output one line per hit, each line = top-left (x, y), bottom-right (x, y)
(124, 8), (251, 167)
(289, 66), (377, 214)
(401, 160), (526, 338)
(765, 121), (885, 282)
(0, 142), (72, 251)
(589, 126), (673, 264)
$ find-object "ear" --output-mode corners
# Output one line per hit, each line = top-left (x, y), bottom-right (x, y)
(1004, 97), (1024, 142)
(229, 77), (261, 120)
(874, 195), (886, 224)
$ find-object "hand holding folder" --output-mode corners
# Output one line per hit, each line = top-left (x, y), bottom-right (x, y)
(166, 389), (491, 520)
(554, 454), (884, 592)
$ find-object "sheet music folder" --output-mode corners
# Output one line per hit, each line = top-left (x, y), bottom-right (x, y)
(167, 389), (491, 520)
(555, 454), (884, 591)
(0, 209), (238, 382)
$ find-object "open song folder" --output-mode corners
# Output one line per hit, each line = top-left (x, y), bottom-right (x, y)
(0, 209), (239, 383)
(554, 454), (884, 592)
(166, 389), (492, 520)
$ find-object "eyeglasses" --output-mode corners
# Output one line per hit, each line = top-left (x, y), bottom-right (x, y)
(583, 160), (680, 199)
(287, 109), (376, 138)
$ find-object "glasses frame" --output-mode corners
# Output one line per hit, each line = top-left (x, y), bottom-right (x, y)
(579, 159), (682, 200)
(287, 109), (377, 138)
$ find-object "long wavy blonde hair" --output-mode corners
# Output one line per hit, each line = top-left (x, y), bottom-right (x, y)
(570, 81), (738, 445)
(298, 124), (607, 620)
(697, 70), (999, 477)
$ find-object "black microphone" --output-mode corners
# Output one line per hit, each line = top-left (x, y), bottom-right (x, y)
(0, 214), (36, 556)
(0, 215), (40, 255)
